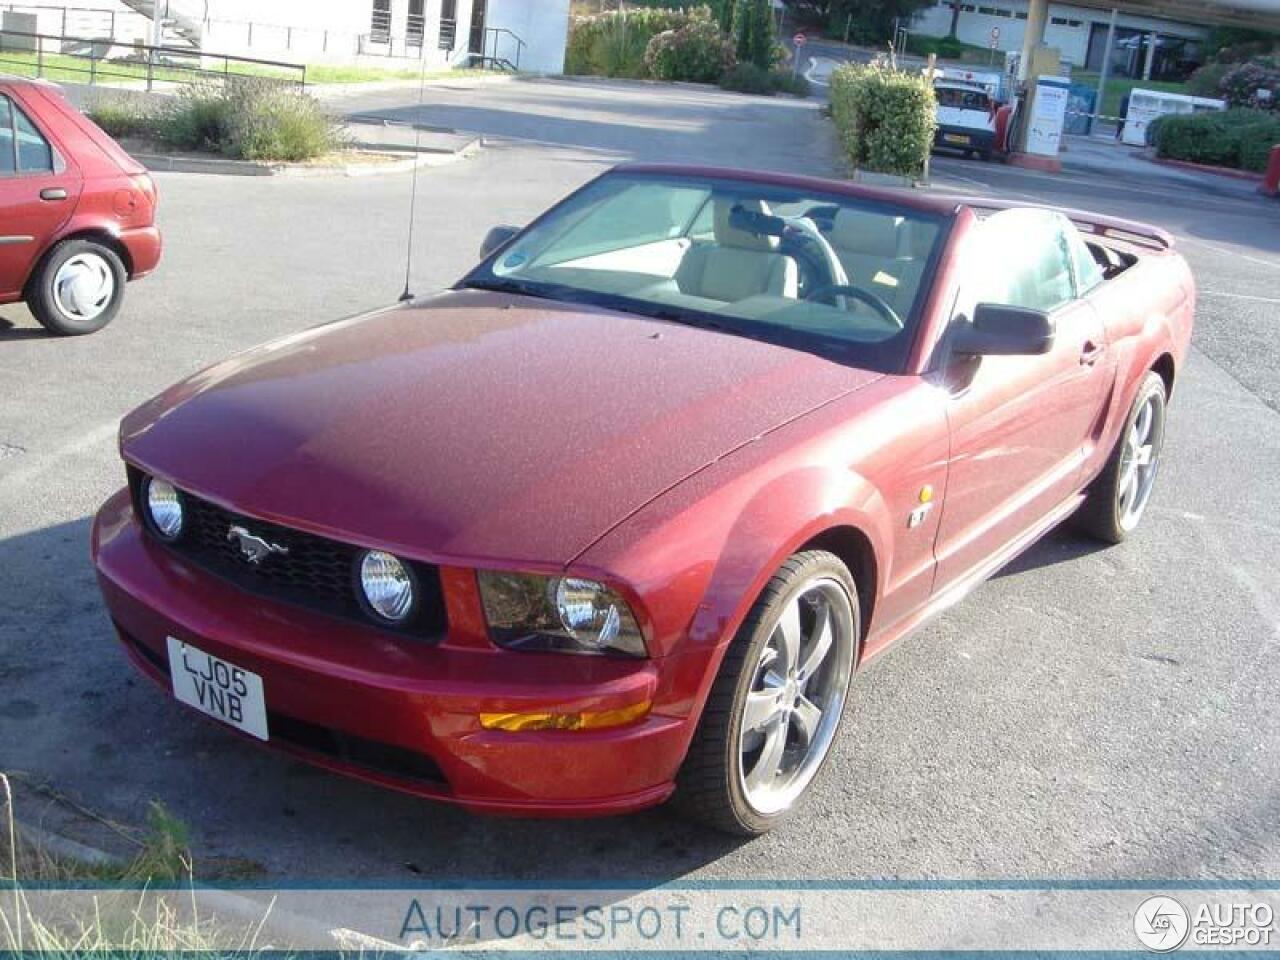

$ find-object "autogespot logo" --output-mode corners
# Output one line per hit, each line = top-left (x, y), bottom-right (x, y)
(1134, 896), (1191, 952)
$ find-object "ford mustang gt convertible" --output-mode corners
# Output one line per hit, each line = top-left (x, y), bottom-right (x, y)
(92, 165), (1194, 835)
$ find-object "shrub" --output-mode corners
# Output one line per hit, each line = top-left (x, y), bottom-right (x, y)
(1220, 59), (1280, 111)
(86, 96), (156, 139)
(564, 6), (712, 77)
(1186, 61), (1231, 98)
(645, 20), (736, 82)
(718, 63), (811, 97)
(829, 61), (935, 178)
(1152, 108), (1280, 171)
(719, 61), (774, 94)
(153, 79), (342, 162)
(154, 82), (234, 152)
(226, 80), (345, 162)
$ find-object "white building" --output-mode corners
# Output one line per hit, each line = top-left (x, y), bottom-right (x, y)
(911, 0), (1209, 76)
(0, 0), (570, 73)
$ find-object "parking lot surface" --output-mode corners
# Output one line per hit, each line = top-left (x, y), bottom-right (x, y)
(1, 77), (1277, 883)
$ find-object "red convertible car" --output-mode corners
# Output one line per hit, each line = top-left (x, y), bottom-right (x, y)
(92, 165), (1193, 835)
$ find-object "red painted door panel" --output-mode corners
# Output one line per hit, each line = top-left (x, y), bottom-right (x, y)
(0, 91), (82, 299)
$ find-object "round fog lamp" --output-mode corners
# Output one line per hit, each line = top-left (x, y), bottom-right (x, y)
(145, 477), (184, 540)
(359, 551), (415, 623)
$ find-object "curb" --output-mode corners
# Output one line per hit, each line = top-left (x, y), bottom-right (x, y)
(10, 817), (341, 949)
(1138, 151), (1264, 183)
(131, 137), (481, 178)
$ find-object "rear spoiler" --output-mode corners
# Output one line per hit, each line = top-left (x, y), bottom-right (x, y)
(955, 198), (1174, 252)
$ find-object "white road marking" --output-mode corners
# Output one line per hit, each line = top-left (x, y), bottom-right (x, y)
(1199, 290), (1280, 304)
(1177, 237), (1280, 271)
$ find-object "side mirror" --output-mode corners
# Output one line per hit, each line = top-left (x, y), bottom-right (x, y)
(480, 225), (520, 260)
(951, 303), (1055, 357)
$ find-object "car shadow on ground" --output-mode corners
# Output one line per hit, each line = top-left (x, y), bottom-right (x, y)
(991, 523), (1110, 579)
(0, 312), (50, 341)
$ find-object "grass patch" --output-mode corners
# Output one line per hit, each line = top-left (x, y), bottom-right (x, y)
(1073, 72), (1188, 120)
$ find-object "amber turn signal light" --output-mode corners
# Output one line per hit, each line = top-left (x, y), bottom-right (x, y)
(479, 700), (651, 732)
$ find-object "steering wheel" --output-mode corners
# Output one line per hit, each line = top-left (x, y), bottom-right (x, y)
(803, 283), (903, 330)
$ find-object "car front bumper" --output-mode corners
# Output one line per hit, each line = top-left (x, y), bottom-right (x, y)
(91, 488), (692, 816)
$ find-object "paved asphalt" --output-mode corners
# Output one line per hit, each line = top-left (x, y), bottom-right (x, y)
(1, 77), (1277, 885)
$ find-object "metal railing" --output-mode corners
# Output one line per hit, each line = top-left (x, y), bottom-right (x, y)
(0, 27), (306, 90)
(479, 26), (524, 72)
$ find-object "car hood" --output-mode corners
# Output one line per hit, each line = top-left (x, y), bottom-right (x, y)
(122, 290), (881, 566)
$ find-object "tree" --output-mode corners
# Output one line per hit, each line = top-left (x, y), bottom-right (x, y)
(826, 0), (934, 45)
(733, 0), (775, 69)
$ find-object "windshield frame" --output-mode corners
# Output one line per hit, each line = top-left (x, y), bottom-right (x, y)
(456, 170), (954, 374)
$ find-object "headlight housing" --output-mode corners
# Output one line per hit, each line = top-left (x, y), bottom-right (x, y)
(477, 571), (646, 657)
(358, 550), (417, 623)
(144, 476), (184, 540)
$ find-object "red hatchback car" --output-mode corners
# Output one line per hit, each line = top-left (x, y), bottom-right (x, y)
(0, 76), (160, 335)
(92, 166), (1193, 835)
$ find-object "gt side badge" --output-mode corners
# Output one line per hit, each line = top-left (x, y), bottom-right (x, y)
(908, 484), (935, 529)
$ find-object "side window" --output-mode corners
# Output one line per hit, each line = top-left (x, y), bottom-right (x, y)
(957, 208), (1077, 315)
(14, 103), (53, 173)
(1067, 227), (1106, 296)
(0, 97), (15, 176)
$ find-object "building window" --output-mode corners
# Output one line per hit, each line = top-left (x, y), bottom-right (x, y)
(439, 0), (457, 49)
(370, 0), (391, 43)
(407, 0), (425, 46)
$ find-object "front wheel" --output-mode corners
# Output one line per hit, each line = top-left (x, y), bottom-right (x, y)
(28, 239), (126, 336)
(1078, 371), (1167, 543)
(674, 551), (859, 835)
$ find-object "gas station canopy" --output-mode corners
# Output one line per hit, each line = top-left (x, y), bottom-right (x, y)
(1062, 0), (1280, 31)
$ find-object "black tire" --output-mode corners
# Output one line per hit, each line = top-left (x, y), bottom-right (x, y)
(1077, 371), (1167, 544)
(673, 550), (860, 836)
(27, 238), (127, 336)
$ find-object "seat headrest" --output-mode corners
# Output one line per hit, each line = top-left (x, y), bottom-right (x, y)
(828, 209), (901, 257)
(714, 198), (779, 253)
(899, 220), (937, 260)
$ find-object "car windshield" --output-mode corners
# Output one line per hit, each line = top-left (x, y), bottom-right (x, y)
(460, 172), (946, 372)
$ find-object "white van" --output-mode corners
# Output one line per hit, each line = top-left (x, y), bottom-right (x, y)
(933, 81), (997, 160)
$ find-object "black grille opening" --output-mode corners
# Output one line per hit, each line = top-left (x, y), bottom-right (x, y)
(127, 466), (447, 641)
(114, 622), (448, 788)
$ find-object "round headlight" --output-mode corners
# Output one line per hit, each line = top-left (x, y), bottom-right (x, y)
(554, 578), (622, 649)
(359, 551), (415, 623)
(145, 476), (184, 540)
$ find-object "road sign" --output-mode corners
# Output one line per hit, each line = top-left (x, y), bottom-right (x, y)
(989, 26), (1000, 48)
(794, 33), (807, 47)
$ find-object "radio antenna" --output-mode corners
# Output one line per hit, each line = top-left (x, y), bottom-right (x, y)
(399, 50), (430, 303)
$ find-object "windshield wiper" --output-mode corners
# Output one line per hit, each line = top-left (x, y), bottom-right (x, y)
(460, 276), (582, 303)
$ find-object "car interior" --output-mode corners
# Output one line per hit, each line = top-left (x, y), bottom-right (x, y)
(490, 179), (944, 348)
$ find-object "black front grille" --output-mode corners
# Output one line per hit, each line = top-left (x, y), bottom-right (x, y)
(128, 467), (447, 640)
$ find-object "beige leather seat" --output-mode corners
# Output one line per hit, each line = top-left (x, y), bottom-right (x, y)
(676, 199), (798, 302)
(829, 209), (901, 291)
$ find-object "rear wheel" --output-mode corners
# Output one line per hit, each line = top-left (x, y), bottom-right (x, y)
(674, 551), (859, 835)
(1078, 371), (1167, 543)
(28, 239), (126, 336)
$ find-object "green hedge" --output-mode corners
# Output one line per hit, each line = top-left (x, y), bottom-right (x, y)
(564, 6), (711, 77)
(1154, 107), (1280, 172)
(829, 62), (935, 178)
(645, 19), (736, 82)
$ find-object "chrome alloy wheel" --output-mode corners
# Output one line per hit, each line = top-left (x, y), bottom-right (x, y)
(1117, 391), (1163, 531)
(737, 577), (855, 815)
(53, 252), (116, 322)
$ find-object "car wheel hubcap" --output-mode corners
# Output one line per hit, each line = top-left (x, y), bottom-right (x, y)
(1117, 394), (1162, 530)
(53, 253), (115, 322)
(738, 577), (855, 816)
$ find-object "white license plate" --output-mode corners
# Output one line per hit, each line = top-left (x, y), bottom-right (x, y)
(167, 637), (269, 741)
(943, 133), (971, 145)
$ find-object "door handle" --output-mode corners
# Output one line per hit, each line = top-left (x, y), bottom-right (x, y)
(39, 188), (67, 201)
(1080, 341), (1106, 366)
